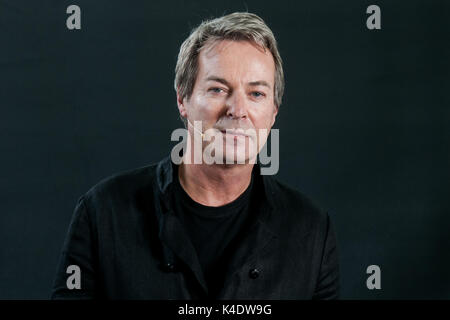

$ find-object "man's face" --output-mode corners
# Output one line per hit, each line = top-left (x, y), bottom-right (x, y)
(178, 39), (278, 164)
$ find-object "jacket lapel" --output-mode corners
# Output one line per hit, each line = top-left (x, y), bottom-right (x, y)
(217, 204), (278, 298)
(155, 157), (209, 295)
(159, 211), (209, 295)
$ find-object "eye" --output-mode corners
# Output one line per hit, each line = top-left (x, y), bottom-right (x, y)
(251, 91), (265, 98)
(209, 87), (225, 94)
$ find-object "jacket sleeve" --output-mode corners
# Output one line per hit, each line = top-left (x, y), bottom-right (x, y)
(50, 196), (99, 299)
(312, 212), (340, 300)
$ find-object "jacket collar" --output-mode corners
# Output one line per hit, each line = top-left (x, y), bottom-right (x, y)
(155, 155), (280, 234)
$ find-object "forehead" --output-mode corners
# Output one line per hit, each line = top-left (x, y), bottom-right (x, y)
(197, 40), (275, 84)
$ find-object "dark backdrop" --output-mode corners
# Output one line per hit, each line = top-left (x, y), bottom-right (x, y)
(1, 0), (449, 299)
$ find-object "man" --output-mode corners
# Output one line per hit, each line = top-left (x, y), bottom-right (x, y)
(51, 12), (339, 299)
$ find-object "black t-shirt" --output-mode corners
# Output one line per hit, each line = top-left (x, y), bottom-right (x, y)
(172, 166), (256, 298)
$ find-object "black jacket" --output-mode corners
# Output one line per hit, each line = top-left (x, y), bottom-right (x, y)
(51, 156), (340, 299)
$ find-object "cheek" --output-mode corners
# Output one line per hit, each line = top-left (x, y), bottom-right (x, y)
(190, 94), (210, 116)
(192, 95), (224, 124)
(250, 107), (276, 129)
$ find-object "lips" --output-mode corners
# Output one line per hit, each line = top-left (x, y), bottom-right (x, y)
(219, 129), (250, 137)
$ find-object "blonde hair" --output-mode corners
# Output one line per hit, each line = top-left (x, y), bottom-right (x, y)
(174, 12), (284, 115)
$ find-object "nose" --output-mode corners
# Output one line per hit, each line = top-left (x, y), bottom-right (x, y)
(226, 91), (248, 120)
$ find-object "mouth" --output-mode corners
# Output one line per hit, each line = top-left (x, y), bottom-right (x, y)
(219, 129), (250, 138)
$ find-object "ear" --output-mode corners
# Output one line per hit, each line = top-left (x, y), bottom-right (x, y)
(270, 105), (279, 127)
(176, 89), (188, 118)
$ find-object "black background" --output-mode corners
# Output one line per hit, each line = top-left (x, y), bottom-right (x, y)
(0, 0), (449, 299)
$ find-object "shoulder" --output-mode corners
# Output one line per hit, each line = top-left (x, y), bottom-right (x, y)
(264, 175), (331, 239)
(81, 162), (160, 211)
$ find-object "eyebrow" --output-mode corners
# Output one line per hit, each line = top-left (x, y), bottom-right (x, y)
(206, 76), (271, 89)
(248, 80), (271, 88)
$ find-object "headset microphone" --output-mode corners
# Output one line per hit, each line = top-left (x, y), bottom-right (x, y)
(187, 119), (204, 138)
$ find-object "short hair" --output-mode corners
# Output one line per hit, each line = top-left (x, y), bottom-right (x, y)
(174, 12), (284, 123)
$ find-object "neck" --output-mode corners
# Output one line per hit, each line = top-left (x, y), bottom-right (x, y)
(178, 162), (254, 207)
